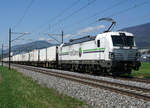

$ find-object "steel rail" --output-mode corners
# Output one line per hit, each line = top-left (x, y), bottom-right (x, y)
(12, 64), (150, 101)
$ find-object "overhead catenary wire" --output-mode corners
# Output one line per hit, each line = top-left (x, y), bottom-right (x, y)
(32, 0), (81, 33)
(12, 0), (35, 29)
(54, 0), (97, 25)
(26, 0), (97, 44)
(108, 0), (150, 18)
(64, 0), (150, 39)
(54, 0), (128, 33)
(83, 0), (150, 31)
(19, 0), (150, 44)
(31, 0), (126, 37)
(40, 0), (97, 33)
(8, 0), (80, 50)
(11, 33), (31, 43)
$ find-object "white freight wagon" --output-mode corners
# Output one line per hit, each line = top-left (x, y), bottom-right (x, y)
(3, 57), (9, 62)
(39, 48), (47, 61)
(13, 55), (18, 61)
(29, 51), (34, 61)
(33, 50), (39, 61)
(16, 55), (19, 61)
(29, 50), (39, 61)
(18, 54), (22, 61)
(22, 53), (29, 61)
(12, 55), (15, 61)
(47, 46), (57, 61)
(22, 53), (25, 61)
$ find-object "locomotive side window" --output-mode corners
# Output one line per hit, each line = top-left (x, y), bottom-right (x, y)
(97, 40), (100, 47)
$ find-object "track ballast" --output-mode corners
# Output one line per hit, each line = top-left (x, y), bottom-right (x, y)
(10, 64), (150, 101)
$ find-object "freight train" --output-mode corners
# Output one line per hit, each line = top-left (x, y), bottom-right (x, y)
(2, 18), (141, 76)
(3, 31), (141, 76)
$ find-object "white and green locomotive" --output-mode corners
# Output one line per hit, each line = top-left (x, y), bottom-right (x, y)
(59, 31), (141, 75)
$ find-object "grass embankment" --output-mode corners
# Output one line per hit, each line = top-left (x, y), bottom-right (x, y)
(0, 66), (86, 108)
(131, 62), (150, 78)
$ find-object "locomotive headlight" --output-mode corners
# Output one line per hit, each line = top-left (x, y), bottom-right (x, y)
(109, 52), (115, 59)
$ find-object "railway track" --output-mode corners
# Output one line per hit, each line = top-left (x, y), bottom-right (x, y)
(99, 75), (150, 84)
(10, 64), (150, 102)
(116, 77), (150, 84)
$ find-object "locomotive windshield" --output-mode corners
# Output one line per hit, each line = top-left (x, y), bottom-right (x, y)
(111, 35), (134, 47)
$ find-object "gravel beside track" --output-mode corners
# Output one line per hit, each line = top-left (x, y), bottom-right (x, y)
(8, 64), (150, 108)
(20, 64), (150, 90)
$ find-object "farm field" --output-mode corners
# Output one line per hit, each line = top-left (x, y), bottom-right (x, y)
(131, 62), (150, 78)
(0, 66), (86, 108)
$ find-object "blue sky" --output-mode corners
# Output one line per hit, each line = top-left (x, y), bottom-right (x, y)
(0, 0), (150, 47)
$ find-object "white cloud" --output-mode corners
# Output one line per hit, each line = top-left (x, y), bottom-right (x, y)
(39, 37), (55, 43)
(77, 27), (94, 35)
(77, 25), (105, 35)
(64, 25), (105, 39)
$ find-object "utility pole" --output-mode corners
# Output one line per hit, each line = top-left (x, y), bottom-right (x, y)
(44, 30), (64, 44)
(9, 28), (11, 70)
(7, 29), (30, 69)
(62, 30), (64, 44)
(1, 44), (3, 66)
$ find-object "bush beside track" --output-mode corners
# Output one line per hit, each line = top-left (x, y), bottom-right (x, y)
(0, 66), (86, 108)
(131, 62), (150, 78)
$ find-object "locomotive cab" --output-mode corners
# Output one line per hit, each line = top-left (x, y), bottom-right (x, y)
(95, 31), (141, 74)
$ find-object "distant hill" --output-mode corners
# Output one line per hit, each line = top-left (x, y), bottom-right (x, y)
(2, 40), (55, 57)
(120, 23), (150, 48)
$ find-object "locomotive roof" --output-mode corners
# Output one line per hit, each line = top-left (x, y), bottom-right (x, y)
(63, 31), (134, 46)
(64, 35), (96, 46)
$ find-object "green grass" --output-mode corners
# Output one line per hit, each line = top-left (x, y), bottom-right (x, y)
(131, 62), (150, 78)
(0, 66), (86, 108)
